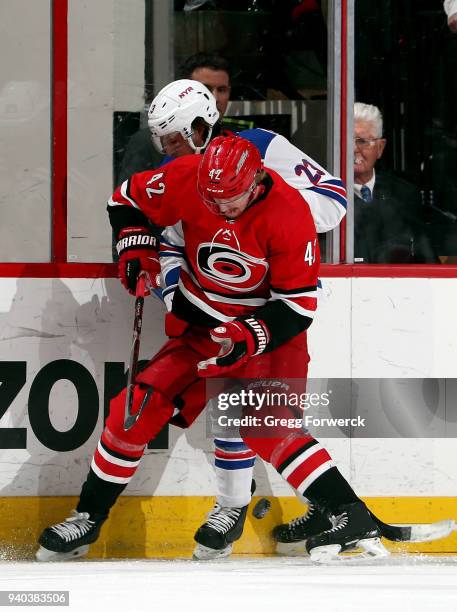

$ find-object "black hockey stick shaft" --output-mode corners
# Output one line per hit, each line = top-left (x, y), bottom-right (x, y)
(124, 272), (147, 431)
(369, 511), (412, 541)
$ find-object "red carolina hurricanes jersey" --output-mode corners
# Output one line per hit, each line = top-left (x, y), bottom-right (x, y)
(108, 155), (319, 324)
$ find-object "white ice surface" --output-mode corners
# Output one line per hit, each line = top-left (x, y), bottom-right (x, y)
(1, 556), (457, 612)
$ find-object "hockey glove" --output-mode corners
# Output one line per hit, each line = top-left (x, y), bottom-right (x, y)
(165, 312), (189, 338)
(198, 317), (270, 377)
(116, 226), (160, 295)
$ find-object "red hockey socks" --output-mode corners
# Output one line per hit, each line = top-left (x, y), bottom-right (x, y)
(77, 430), (145, 516)
(245, 433), (360, 514)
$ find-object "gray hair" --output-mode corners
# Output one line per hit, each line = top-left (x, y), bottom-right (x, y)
(354, 102), (383, 138)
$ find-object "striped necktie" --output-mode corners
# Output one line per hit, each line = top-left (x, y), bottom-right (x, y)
(360, 185), (372, 203)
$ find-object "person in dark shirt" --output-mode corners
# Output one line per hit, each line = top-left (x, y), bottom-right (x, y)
(353, 102), (437, 264)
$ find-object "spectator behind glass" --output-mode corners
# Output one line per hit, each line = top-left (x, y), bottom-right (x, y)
(177, 53), (231, 118)
(444, 0), (457, 33)
(353, 102), (437, 264)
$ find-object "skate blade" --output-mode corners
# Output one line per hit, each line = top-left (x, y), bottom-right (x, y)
(310, 538), (390, 564)
(407, 519), (456, 542)
(309, 543), (341, 563)
(192, 543), (233, 561)
(275, 541), (309, 556)
(35, 544), (89, 562)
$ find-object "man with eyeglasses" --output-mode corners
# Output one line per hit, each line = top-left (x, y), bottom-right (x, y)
(353, 102), (437, 264)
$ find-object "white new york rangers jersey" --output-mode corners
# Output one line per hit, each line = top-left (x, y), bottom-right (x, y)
(160, 128), (346, 309)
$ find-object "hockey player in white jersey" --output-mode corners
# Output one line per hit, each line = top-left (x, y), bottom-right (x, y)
(146, 79), (346, 560)
(145, 80), (456, 560)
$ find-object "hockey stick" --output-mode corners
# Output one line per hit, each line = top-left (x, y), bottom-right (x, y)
(371, 513), (457, 543)
(124, 272), (147, 431)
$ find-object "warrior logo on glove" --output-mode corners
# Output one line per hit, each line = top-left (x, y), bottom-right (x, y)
(116, 226), (161, 295)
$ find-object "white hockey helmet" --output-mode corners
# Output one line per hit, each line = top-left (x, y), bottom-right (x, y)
(147, 79), (219, 154)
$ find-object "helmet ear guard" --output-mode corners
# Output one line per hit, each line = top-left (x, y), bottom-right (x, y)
(147, 79), (219, 153)
(197, 135), (263, 212)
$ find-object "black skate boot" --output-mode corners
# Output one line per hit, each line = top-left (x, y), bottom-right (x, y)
(193, 504), (248, 560)
(272, 503), (332, 555)
(36, 510), (107, 561)
(305, 501), (389, 563)
(193, 480), (256, 560)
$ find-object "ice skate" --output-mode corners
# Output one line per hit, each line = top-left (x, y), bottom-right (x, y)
(36, 510), (107, 561)
(273, 503), (332, 555)
(193, 503), (249, 560)
(306, 501), (390, 563)
(193, 480), (256, 560)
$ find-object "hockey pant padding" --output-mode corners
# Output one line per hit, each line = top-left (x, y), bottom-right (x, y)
(104, 383), (176, 447)
(135, 335), (208, 429)
(104, 334), (211, 444)
(214, 438), (257, 507)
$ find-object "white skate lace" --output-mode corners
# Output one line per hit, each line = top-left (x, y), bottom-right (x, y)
(289, 504), (316, 528)
(204, 504), (242, 534)
(49, 511), (95, 542)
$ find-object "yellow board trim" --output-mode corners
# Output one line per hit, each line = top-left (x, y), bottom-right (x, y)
(2, 496), (456, 559)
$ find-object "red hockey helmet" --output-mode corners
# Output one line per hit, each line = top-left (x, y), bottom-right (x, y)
(197, 135), (263, 213)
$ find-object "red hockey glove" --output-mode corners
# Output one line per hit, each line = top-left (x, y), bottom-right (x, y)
(116, 227), (160, 295)
(198, 317), (270, 377)
(165, 312), (189, 338)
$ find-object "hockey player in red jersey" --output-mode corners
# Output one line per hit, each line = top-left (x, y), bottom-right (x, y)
(139, 80), (442, 559)
(36, 135), (388, 563)
(148, 78), (347, 559)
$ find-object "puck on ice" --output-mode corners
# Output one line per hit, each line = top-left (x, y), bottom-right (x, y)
(252, 498), (271, 519)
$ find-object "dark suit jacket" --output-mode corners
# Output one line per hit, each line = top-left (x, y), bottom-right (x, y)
(354, 171), (437, 263)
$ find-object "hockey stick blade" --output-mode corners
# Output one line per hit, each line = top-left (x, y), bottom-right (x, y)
(407, 519), (457, 542)
(375, 515), (456, 543)
(123, 273), (147, 431)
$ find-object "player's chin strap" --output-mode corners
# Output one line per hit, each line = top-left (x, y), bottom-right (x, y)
(189, 126), (213, 154)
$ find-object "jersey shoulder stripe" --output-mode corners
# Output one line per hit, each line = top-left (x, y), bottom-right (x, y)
(308, 184), (348, 208)
(237, 128), (277, 159)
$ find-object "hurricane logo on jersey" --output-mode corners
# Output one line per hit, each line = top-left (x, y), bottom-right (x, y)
(197, 242), (268, 292)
